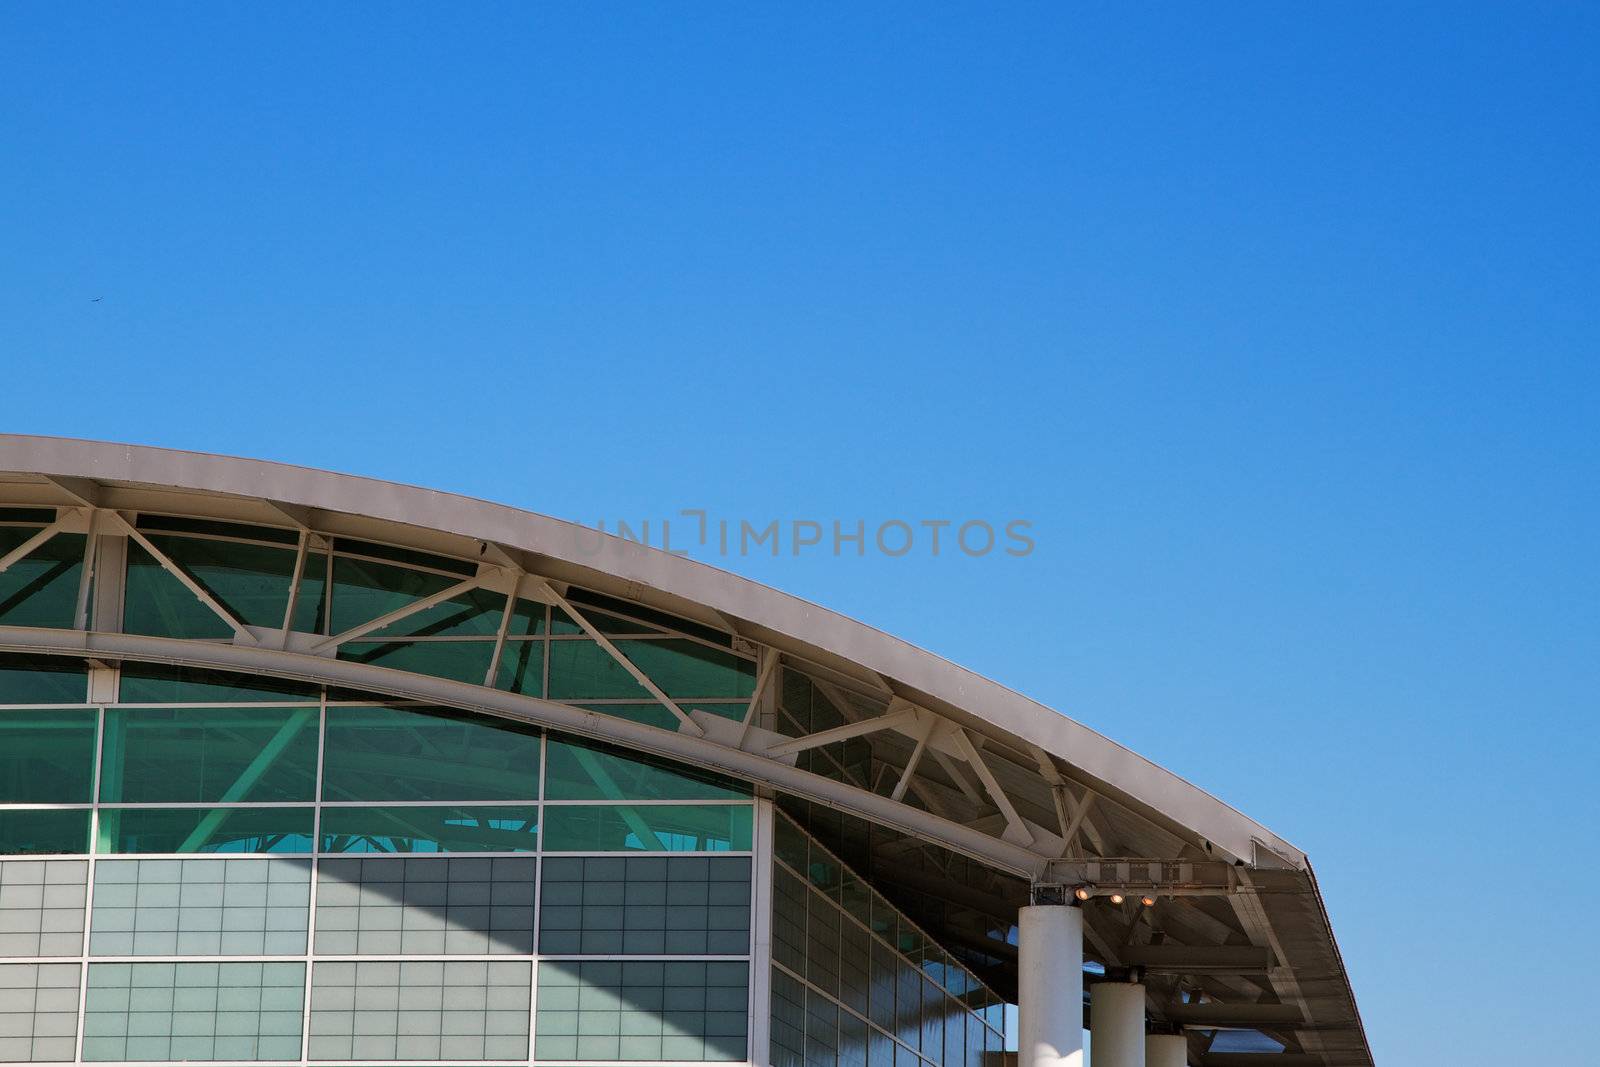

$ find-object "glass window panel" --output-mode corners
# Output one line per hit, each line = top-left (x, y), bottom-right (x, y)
(867, 891), (897, 942)
(895, 958), (922, 1050)
(547, 640), (652, 701)
(123, 535), (300, 638)
(319, 804), (538, 853)
(868, 941), (898, 1035)
(328, 556), (502, 636)
(542, 804), (752, 853)
(0, 708), (96, 802)
(0, 529), (84, 628)
(920, 978), (943, 1057)
(569, 702), (686, 732)
(99, 706), (319, 803)
(840, 871), (872, 926)
(771, 966), (807, 1067)
(494, 640), (544, 696)
(510, 598), (548, 635)
(116, 663), (317, 703)
(0, 507), (56, 523)
(0, 809), (90, 854)
(97, 807), (314, 854)
(0, 654), (88, 703)
(841, 1007), (869, 1067)
(551, 607), (663, 636)
(867, 1027), (896, 1067)
(563, 589), (734, 646)
(544, 736), (749, 801)
(370, 586), (507, 639)
(548, 641), (756, 702)
(620, 640), (755, 699)
(337, 639), (496, 684)
(331, 538), (476, 576)
(136, 514), (300, 544)
(321, 705), (541, 802)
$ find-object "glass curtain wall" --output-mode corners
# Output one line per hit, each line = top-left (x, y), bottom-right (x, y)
(0, 655), (755, 1066)
(768, 812), (1006, 1067)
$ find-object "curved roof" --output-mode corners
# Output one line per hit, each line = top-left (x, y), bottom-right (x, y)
(0, 435), (1372, 1066)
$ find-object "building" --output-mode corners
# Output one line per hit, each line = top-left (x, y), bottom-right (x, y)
(0, 436), (1371, 1067)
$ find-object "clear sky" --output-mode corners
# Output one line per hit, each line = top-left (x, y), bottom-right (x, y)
(3, 5), (1596, 1063)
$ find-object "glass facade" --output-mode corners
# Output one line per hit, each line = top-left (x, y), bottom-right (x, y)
(0, 654), (757, 1065)
(0, 508), (1010, 1066)
(768, 813), (1005, 1067)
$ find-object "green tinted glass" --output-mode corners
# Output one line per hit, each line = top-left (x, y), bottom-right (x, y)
(542, 804), (753, 852)
(337, 640), (495, 684)
(123, 535), (300, 638)
(99, 706), (319, 803)
(329, 556), (502, 636)
(544, 737), (749, 801)
(551, 607), (662, 635)
(319, 805), (538, 853)
(0, 529), (85, 628)
(117, 663), (318, 703)
(564, 589), (734, 646)
(0, 708), (97, 802)
(546, 640), (651, 700)
(562, 702), (741, 733)
(622, 640), (755, 698)
(494, 640), (544, 695)
(773, 813), (808, 872)
(321, 705), (540, 801)
(0, 808), (90, 854)
(97, 807), (314, 854)
(136, 515), (299, 544)
(372, 588), (507, 638)
(547, 640), (755, 701)
(571, 702), (678, 730)
(0, 654), (88, 703)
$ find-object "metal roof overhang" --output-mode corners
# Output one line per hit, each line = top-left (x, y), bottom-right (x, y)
(0, 435), (1373, 1066)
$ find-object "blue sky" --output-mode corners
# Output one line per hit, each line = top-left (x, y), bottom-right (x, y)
(3, 4), (1596, 1063)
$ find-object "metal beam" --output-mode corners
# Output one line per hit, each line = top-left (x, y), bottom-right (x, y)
(763, 703), (919, 757)
(1120, 944), (1273, 974)
(177, 706), (317, 852)
(1168, 1002), (1305, 1026)
(1231, 868), (1324, 1059)
(0, 519), (68, 574)
(0, 625), (1050, 878)
(890, 713), (938, 803)
(539, 581), (705, 738)
(736, 645), (779, 746)
(308, 572), (486, 653)
(948, 726), (1034, 847)
(1044, 858), (1239, 895)
(483, 571), (523, 686)
(278, 529), (310, 645)
(109, 513), (257, 645)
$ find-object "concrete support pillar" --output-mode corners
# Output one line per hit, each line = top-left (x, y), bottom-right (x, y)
(1145, 1033), (1187, 1067)
(1089, 982), (1145, 1067)
(1017, 904), (1083, 1067)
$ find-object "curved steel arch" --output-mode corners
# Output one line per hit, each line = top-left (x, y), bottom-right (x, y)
(0, 433), (1297, 867)
(0, 626), (1048, 877)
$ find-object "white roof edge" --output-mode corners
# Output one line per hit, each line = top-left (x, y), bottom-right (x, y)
(0, 434), (1305, 868)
